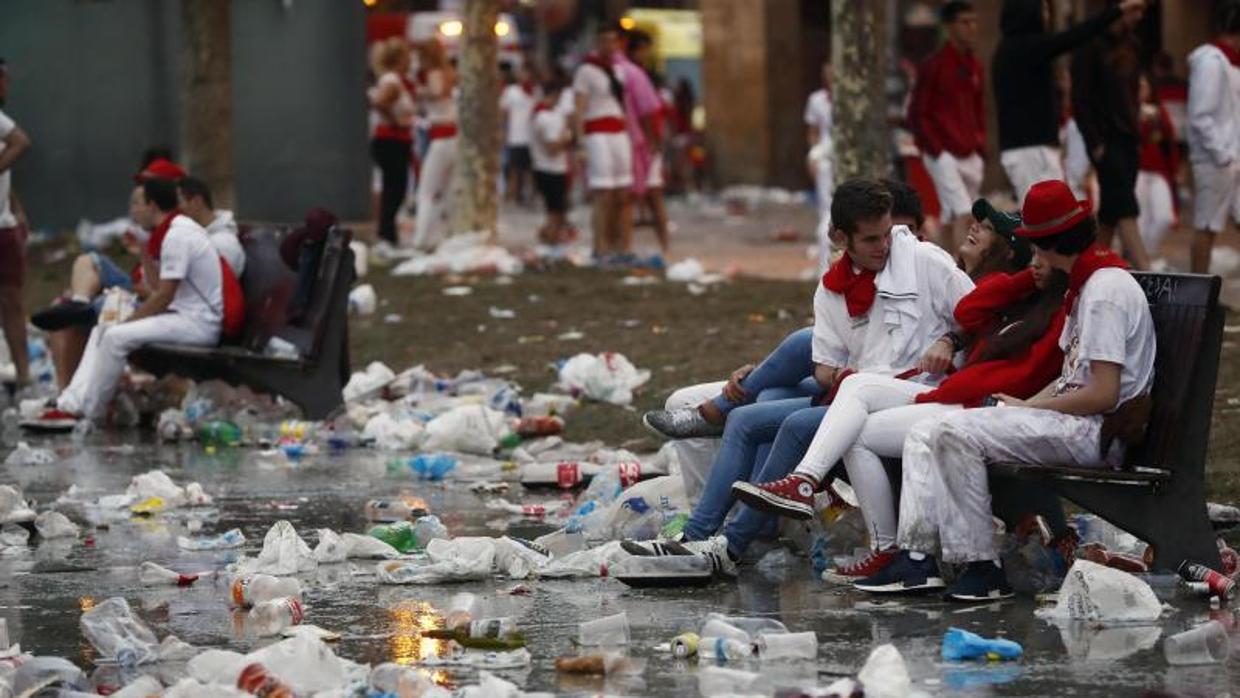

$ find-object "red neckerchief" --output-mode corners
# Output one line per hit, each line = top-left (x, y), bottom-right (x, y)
(520, 80), (536, 96)
(822, 253), (878, 318)
(1214, 40), (1240, 67)
(533, 102), (551, 115)
(1065, 243), (1129, 310)
(146, 211), (178, 259)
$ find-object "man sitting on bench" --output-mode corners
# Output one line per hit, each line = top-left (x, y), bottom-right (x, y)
(24, 178), (223, 430)
(855, 180), (1155, 601)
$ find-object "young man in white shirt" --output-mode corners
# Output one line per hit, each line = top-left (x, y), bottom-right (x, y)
(27, 179), (223, 429)
(573, 23), (633, 259)
(176, 176), (245, 277)
(0, 57), (32, 390)
(500, 64), (537, 205)
(804, 61), (834, 257)
(856, 180), (1154, 601)
(1187, 1), (1240, 274)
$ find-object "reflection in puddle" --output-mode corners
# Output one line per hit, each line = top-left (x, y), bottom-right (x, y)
(387, 599), (448, 668)
(1055, 621), (1161, 662)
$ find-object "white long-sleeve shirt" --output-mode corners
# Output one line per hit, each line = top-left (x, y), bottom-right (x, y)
(811, 226), (974, 381)
(1187, 44), (1240, 166)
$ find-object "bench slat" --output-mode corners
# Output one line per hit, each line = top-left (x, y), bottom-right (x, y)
(990, 461), (1170, 487)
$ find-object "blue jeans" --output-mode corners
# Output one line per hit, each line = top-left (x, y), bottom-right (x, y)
(683, 397), (813, 541)
(724, 405), (830, 556)
(711, 327), (818, 416)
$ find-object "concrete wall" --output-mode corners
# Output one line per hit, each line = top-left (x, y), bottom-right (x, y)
(0, 0), (369, 230)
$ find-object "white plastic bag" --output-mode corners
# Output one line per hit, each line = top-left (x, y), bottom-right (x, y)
(1036, 560), (1163, 624)
(556, 352), (651, 406)
(348, 283), (377, 315)
(343, 361), (397, 402)
(423, 406), (511, 455)
(375, 537), (496, 584)
(79, 597), (159, 665)
(0, 485), (36, 525)
(34, 511), (79, 539)
(856, 644), (912, 698)
(233, 520), (317, 576)
(362, 412), (425, 451)
(245, 628), (369, 695)
(4, 442), (54, 466)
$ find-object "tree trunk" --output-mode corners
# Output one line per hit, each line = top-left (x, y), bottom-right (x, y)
(452, 0), (501, 239)
(179, 0), (235, 209)
(831, 0), (888, 182)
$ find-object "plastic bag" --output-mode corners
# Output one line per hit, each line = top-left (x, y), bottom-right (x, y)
(233, 521), (317, 576)
(314, 529), (399, 563)
(343, 361), (397, 402)
(245, 628), (369, 695)
(79, 597), (159, 666)
(376, 537), (496, 584)
(362, 412), (425, 451)
(4, 441), (54, 466)
(1036, 559), (1163, 625)
(0, 485), (36, 524)
(126, 470), (212, 509)
(555, 353), (651, 406)
(423, 406), (511, 455)
(34, 511), (79, 539)
(857, 644), (912, 698)
(347, 284), (377, 315)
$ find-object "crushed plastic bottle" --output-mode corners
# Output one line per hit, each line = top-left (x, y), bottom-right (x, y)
(231, 574), (303, 608)
(756, 631), (818, 660)
(177, 528), (245, 550)
(363, 498), (427, 523)
(139, 561), (199, 587)
(368, 521), (419, 553)
(237, 662), (295, 697)
(411, 515), (449, 548)
(698, 636), (752, 662)
(248, 597), (305, 637)
(198, 420), (243, 448)
(79, 597), (159, 666)
(407, 453), (457, 481)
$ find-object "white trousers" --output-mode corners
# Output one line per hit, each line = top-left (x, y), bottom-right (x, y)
(1191, 160), (1240, 233)
(923, 152), (983, 221)
(1000, 146), (1065, 205)
(412, 136), (458, 251)
(896, 406), (1110, 563)
(57, 313), (219, 420)
(1135, 171), (1176, 253)
(584, 132), (633, 190)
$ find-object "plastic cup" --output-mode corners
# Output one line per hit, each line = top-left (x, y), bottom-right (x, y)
(1163, 620), (1230, 665)
(578, 611), (630, 646)
(756, 630), (818, 660)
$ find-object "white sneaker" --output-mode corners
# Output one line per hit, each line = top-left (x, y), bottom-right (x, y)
(683, 536), (738, 578)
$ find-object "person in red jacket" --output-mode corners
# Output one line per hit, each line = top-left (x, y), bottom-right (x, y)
(733, 197), (1071, 582)
(908, 1), (985, 253)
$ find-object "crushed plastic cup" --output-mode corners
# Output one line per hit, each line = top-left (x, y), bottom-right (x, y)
(578, 611), (630, 646)
(1163, 620), (1230, 665)
(445, 592), (483, 631)
(756, 630), (818, 660)
(139, 561), (199, 587)
(231, 574), (303, 608)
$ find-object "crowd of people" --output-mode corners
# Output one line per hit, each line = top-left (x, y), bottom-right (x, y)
(640, 174), (1151, 600)
(809, 0), (1240, 276)
(367, 22), (696, 265)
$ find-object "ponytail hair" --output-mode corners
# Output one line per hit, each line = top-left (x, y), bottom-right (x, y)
(974, 268), (1070, 363)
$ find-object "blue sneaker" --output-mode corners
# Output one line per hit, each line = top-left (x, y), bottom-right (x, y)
(853, 551), (945, 594)
(946, 561), (1014, 602)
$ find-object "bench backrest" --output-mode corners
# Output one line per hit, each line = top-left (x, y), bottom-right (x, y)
(298, 226), (354, 361)
(1127, 273), (1223, 476)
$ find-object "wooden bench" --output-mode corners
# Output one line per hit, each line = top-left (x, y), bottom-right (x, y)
(130, 225), (354, 419)
(989, 272), (1224, 571)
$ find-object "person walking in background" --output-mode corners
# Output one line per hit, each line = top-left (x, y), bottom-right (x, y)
(499, 63), (537, 205)
(531, 79), (574, 245)
(805, 61), (834, 269)
(620, 29), (669, 254)
(367, 38), (416, 248)
(909, 1), (985, 253)
(1186, 0), (1240, 274)
(573, 22), (632, 261)
(993, 0), (1144, 204)
(411, 39), (458, 251)
(1071, 0), (1150, 269)
(0, 57), (31, 392)
(1135, 74), (1179, 259)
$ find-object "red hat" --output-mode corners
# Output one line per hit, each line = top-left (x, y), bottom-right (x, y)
(134, 158), (186, 183)
(1015, 180), (1091, 238)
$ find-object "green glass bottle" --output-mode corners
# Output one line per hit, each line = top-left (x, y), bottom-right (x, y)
(198, 420), (243, 448)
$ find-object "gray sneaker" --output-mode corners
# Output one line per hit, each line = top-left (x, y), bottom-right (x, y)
(641, 407), (724, 439)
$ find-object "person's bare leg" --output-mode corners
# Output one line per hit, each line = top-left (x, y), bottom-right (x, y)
(49, 328), (88, 390)
(1115, 216), (1150, 270)
(1097, 223), (1116, 250)
(1191, 229), (1215, 274)
(69, 254), (103, 300)
(648, 189), (670, 253)
(0, 287), (29, 385)
(617, 190), (635, 254)
(590, 190), (608, 256)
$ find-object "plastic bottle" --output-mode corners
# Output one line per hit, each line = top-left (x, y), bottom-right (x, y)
(178, 528), (246, 551)
(236, 662), (295, 697)
(468, 617), (517, 639)
(279, 420), (316, 443)
(697, 636), (752, 662)
(79, 597), (159, 666)
(364, 499), (426, 523)
(247, 597), (304, 637)
(444, 592), (482, 631)
(699, 618), (752, 645)
(408, 453), (457, 481)
(703, 614), (788, 639)
(941, 627), (1023, 661)
(368, 521), (419, 553)
(411, 515), (449, 548)
(230, 574), (303, 608)
(756, 631), (818, 660)
(198, 421), (243, 448)
(138, 561), (199, 587)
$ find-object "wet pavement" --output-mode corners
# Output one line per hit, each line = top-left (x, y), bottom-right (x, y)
(1, 432), (1238, 696)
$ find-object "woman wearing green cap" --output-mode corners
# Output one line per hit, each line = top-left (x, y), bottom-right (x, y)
(733, 197), (1070, 583)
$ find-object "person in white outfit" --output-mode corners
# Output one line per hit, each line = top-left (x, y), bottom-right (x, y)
(176, 177), (245, 277)
(573, 22), (633, 258)
(805, 61), (834, 266)
(1134, 75), (1179, 257)
(855, 180), (1153, 602)
(500, 64), (537, 204)
(411, 39), (458, 251)
(26, 178), (223, 429)
(1186, 2), (1240, 273)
